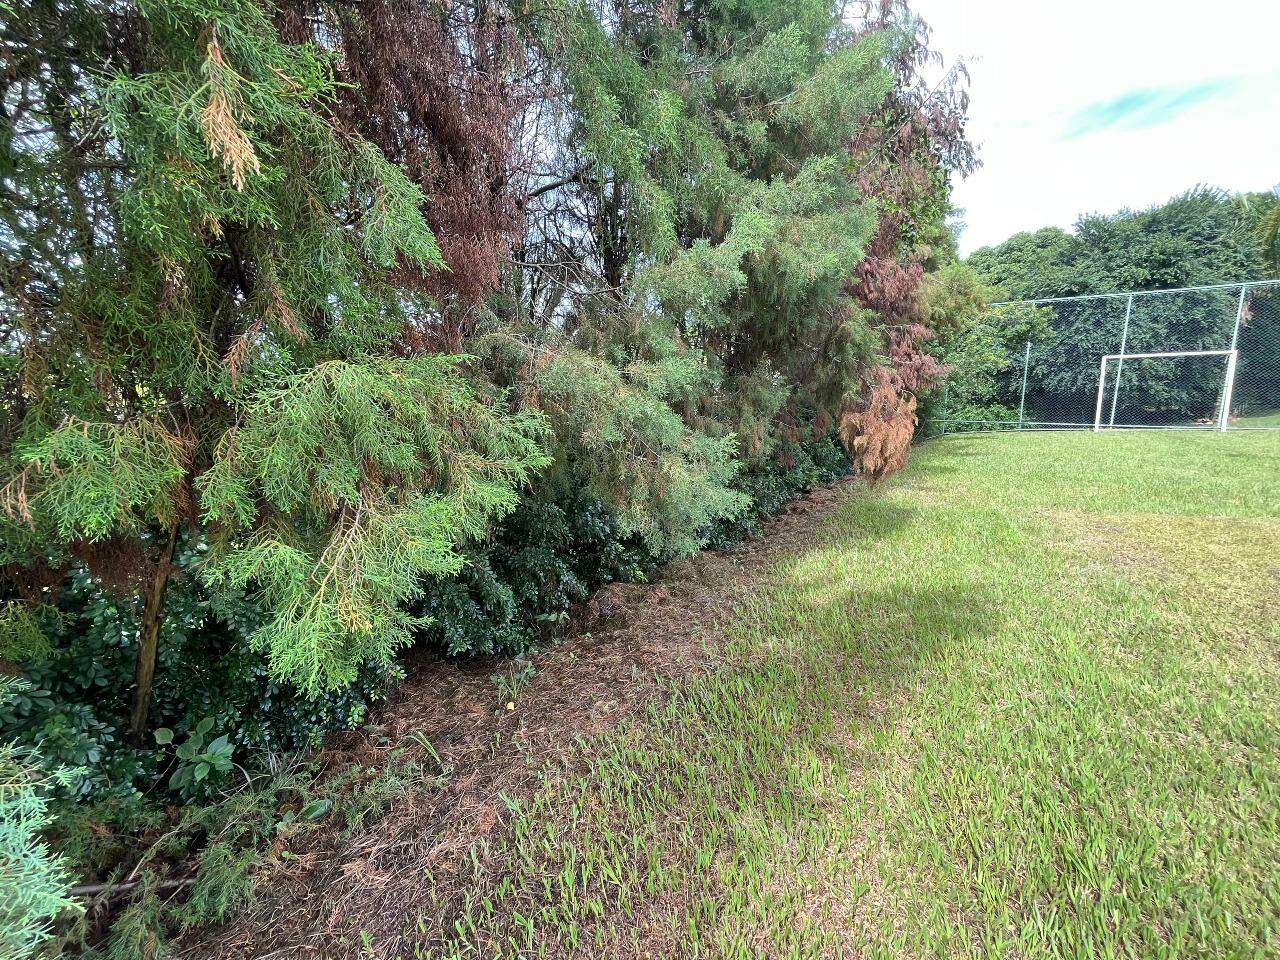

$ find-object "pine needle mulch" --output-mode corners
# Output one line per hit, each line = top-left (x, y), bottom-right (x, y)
(178, 480), (860, 960)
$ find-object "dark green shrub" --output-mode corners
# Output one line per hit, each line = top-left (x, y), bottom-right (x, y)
(1, 545), (396, 804)
(415, 485), (657, 657)
(414, 437), (850, 659)
(706, 435), (852, 547)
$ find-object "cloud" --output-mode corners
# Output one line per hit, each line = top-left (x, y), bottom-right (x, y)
(906, 0), (1280, 255)
(1063, 78), (1240, 139)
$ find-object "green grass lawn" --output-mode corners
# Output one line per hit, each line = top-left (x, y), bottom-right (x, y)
(1234, 410), (1280, 428)
(427, 431), (1280, 959)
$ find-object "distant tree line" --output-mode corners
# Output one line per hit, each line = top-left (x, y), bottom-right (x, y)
(927, 187), (1280, 428)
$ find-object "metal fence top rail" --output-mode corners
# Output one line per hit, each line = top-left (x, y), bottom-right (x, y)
(1100, 349), (1235, 361)
(989, 278), (1280, 307)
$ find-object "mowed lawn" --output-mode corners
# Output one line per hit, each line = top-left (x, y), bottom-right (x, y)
(431, 432), (1280, 960)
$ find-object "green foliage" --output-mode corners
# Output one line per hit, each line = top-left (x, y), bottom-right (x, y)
(72, 761), (323, 958)
(510, 0), (908, 518)
(492, 661), (537, 707)
(0, 680), (79, 960)
(0, 556), (396, 805)
(950, 187), (1272, 426)
(1255, 196), (1280, 276)
(5, 0), (961, 736)
(779, 35), (894, 150)
(922, 260), (997, 335)
(920, 263), (1051, 431)
(200, 355), (548, 694)
(154, 718), (233, 796)
(414, 485), (656, 659)
(17, 421), (189, 542)
(968, 187), (1264, 300)
(532, 348), (748, 560)
(1, 0), (550, 734)
(0, 603), (51, 664)
(326, 750), (431, 842)
(705, 435), (852, 545)
(413, 435), (848, 662)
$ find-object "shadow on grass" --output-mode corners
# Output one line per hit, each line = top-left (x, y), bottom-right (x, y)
(402, 497), (1008, 958)
(749, 578), (1003, 684)
(756, 497), (1005, 695)
(790, 496), (921, 555)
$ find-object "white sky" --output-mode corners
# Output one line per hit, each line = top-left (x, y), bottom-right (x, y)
(909, 0), (1280, 255)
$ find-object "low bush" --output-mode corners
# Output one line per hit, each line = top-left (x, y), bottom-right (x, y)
(705, 436), (852, 546)
(416, 487), (655, 658)
(417, 434), (852, 658)
(0, 548), (397, 807)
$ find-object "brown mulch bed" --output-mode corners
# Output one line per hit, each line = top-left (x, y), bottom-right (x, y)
(177, 479), (859, 959)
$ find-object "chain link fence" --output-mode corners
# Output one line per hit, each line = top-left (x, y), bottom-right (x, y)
(930, 280), (1280, 434)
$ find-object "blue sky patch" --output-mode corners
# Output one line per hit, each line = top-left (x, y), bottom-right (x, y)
(1063, 78), (1241, 139)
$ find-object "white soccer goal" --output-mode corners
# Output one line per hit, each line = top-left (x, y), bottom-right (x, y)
(927, 280), (1280, 437)
(1093, 349), (1238, 431)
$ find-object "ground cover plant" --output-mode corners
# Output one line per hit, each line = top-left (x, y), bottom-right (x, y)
(392, 429), (1278, 959)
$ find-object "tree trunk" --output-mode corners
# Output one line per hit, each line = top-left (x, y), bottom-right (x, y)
(127, 525), (179, 745)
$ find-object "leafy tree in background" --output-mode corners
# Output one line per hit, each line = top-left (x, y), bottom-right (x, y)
(969, 187), (1263, 299)
(495, 0), (973, 487)
(494, 0), (895, 520)
(307, 0), (974, 549)
(917, 262), (1049, 429)
(960, 187), (1268, 423)
(1240, 189), (1280, 277)
(1230, 190), (1280, 418)
(270, 0), (895, 557)
(1260, 205), (1280, 274)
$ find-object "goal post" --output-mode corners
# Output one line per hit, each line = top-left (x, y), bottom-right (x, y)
(1093, 349), (1238, 432)
(927, 280), (1279, 437)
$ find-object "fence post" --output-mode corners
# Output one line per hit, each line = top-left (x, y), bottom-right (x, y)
(1093, 353), (1109, 432)
(1219, 350), (1239, 432)
(1229, 283), (1247, 353)
(1017, 341), (1031, 430)
(1219, 284), (1248, 432)
(1108, 293), (1133, 427)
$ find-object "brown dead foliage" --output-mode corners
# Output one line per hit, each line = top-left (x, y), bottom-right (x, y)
(177, 477), (861, 960)
(277, 0), (525, 346)
(839, 380), (917, 484)
(200, 33), (261, 192)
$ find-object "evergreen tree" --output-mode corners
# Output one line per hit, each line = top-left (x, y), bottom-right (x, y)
(0, 0), (548, 738)
(1241, 190), (1280, 276)
(0, 680), (78, 958)
(483, 0), (972, 524)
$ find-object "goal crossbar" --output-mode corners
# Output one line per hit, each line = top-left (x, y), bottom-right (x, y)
(1093, 349), (1238, 432)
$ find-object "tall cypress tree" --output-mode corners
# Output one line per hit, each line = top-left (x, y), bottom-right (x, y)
(0, 0), (548, 738)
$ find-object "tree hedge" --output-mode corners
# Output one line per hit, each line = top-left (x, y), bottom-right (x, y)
(1, 0), (975, 947)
